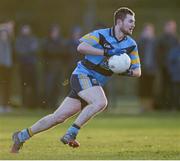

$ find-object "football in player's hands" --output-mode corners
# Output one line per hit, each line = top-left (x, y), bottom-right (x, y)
(108, 53), (131, 73)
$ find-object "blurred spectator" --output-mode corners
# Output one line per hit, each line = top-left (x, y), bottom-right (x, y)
(15, 24), (39, 108)
(66, 26), (83, 71)
(156, 20), (179, 109)
(138, 23), (157, 112)
(42, 24), (66, 108)
(0, 22), (14, 113)
(167, 40), (180, 111)
(0, 21), (15, 38)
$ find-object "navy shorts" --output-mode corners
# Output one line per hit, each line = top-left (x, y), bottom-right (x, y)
(68, 74), (100, 107)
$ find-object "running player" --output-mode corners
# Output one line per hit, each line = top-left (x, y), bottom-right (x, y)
(11, 7), (141, 153)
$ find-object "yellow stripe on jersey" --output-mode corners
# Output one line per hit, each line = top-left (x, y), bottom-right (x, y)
(83, 34), (90, 39)
(82, 34), (99, 43)
(89, 35), (99, 43)
(131, 51), (138, 56)
(131, 58), (140, 64)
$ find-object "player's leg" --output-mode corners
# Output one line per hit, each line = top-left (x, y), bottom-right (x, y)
(11, 97), (82, 153)
(30, 97), (81, 134)
(75, 86), (107, 126)
(61, 75), (107, 147)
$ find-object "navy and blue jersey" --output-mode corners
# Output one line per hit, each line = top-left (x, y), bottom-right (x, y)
(72, 27), (141, 86)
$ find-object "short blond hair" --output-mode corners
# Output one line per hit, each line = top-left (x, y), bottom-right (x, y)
(114, 7), (135, 25)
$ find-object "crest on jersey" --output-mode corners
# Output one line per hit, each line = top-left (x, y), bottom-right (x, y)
(99, 33), (114, 49)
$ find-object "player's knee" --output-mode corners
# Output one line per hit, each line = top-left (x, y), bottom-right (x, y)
(94, 98), (108, 110)
(53, 113), (66, 124)
(101, 98), (108, 110)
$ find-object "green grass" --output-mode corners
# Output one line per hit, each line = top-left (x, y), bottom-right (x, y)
(0, 109), (180, 160)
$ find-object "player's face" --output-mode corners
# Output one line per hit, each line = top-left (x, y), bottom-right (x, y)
(119, 14), (135, 35)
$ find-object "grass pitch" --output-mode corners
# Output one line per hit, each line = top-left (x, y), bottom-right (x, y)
(0, 109), (180, 160)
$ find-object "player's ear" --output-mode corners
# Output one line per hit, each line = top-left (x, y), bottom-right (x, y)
(117, 19), (123, 26)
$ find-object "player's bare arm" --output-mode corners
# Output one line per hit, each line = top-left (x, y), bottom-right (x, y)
(132, 67), (141, 77)
(77, 42), (104, 56)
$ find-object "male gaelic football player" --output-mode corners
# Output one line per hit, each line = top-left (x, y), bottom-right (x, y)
(11, 7), (141, 153)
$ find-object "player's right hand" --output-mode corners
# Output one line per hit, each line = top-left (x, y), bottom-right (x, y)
(104, 48), (121, 57)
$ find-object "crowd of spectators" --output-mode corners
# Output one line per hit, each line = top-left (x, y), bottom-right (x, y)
(138, 20), (180, 112)
(0, 20), (179, 113)
(0, 21), (83, 112)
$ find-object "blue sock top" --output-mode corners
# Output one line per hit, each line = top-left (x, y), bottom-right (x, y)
(18, 129), (30, 142)
(67, 126), (80, 135)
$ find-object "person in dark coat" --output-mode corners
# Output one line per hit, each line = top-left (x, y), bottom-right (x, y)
(156, 20), (179, 109)
(167, 40), (180, 110)
(138, 23), (157, 111)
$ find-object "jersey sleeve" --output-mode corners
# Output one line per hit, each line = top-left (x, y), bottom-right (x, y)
(79, 30), (100, 46)
(129, 45), (141, 69)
